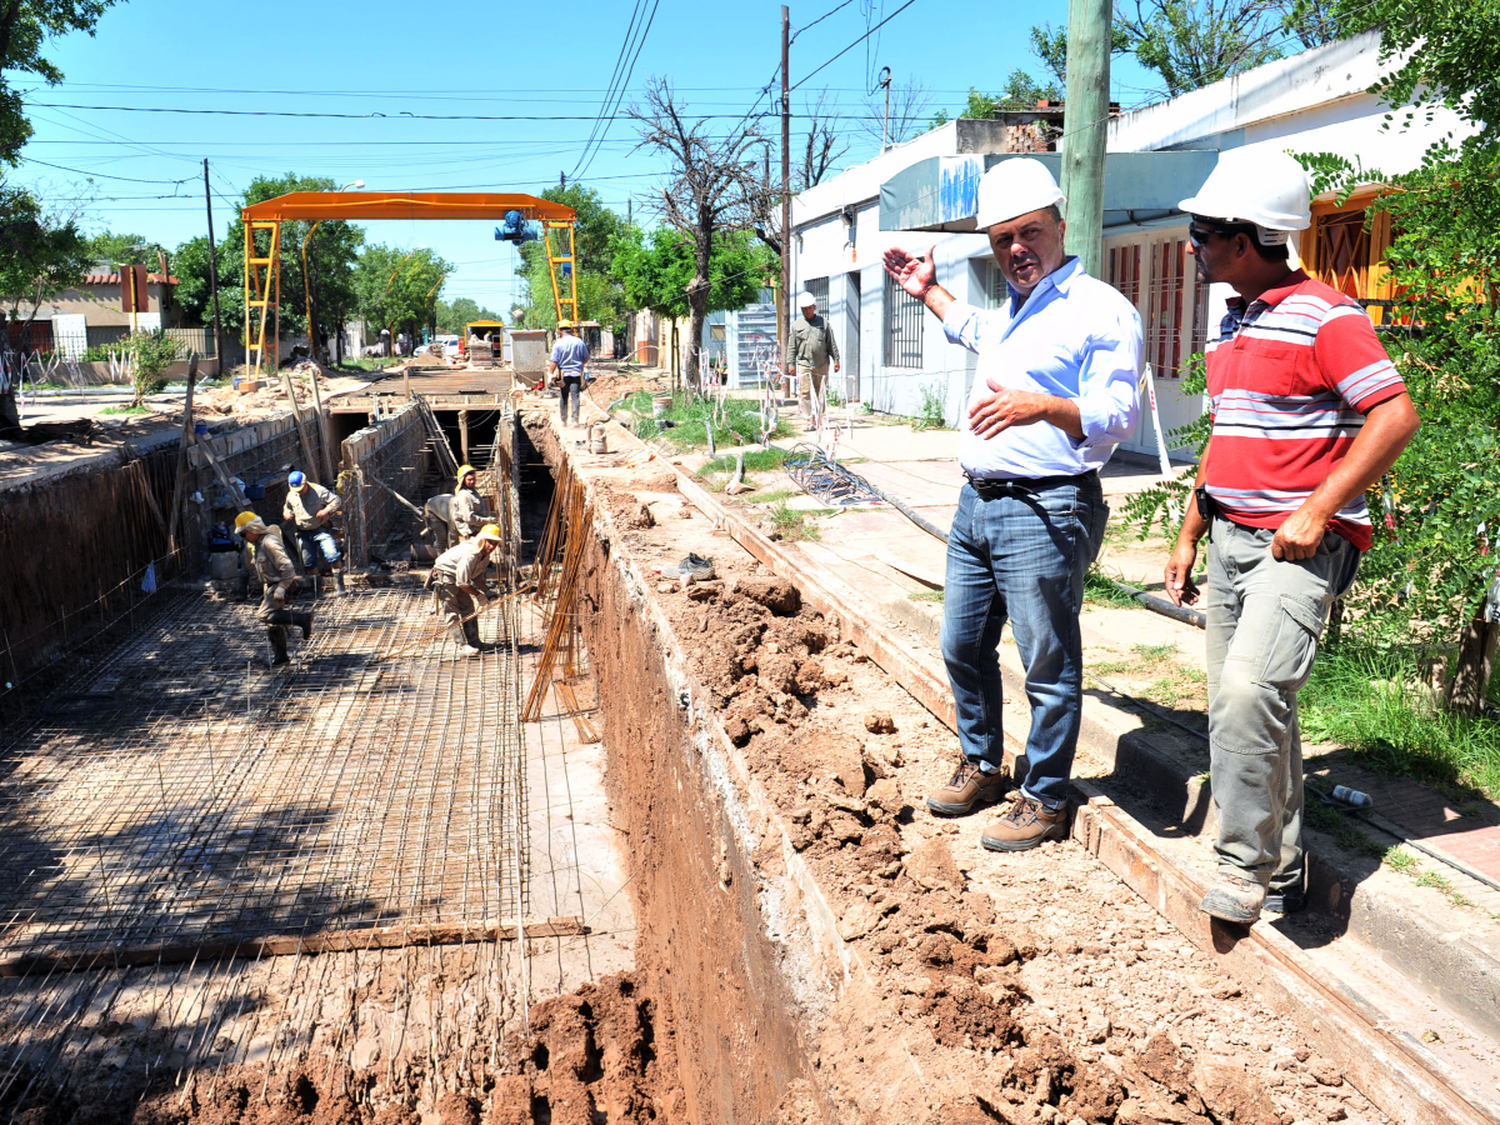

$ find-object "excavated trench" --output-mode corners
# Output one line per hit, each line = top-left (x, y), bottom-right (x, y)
(0, 397), (1430, 1125)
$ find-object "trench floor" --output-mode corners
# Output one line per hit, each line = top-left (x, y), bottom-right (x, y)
(0, 583), (631, 1108)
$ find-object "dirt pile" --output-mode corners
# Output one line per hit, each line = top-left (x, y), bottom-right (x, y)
(588, 454), (1387, 1124)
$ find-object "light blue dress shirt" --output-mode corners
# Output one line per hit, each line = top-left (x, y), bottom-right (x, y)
(943, 256), (1143, 480)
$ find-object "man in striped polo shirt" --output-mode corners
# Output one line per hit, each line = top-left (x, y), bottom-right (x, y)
(1164, 150), (1419, 924)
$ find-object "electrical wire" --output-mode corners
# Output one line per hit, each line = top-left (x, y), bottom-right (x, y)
(792, 0), (920, 92)
(573, 0), (662, 181)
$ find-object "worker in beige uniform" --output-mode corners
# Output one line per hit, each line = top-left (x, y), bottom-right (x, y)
(236, 511), (315, 666)
(450, 464), (492, 546)
(785, 291), (841, 420)
(431, 523), (502, 658)
(282, 470), (345, 594)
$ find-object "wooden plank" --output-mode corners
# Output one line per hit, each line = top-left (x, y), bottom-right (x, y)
(0, 916), (587, 976)
(166, 353), (199, 557)
(193, 431), (249, 508)
(553, 680), (602, 743)
(281, 370), (322, 484)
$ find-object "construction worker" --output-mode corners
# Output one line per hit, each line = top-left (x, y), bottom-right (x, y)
(423, 491), (455, 551)
(450, 464), (492, 546)
(431, 523), (503, 658)
(283, 470), (345, 594)
(236, 511), (315, 667)
(785, 291), (840, 420)
(548, 319), (590, 426)
(1165, 150), (1419, 923)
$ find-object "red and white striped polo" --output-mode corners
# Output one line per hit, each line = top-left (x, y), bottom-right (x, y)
(1203, 271), (1406, 551)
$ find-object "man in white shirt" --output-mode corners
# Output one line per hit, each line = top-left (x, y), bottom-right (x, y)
(883, 158), (1142, 851)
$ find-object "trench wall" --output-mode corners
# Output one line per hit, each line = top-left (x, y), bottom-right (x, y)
(0, 406), (414, 696)
(518, 416), (840, 1124)
(338, 404), (426, 566)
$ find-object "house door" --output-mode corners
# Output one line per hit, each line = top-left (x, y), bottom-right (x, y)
(845, 270), (861, 403)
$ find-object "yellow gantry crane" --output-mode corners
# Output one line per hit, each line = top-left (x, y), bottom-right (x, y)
(239, 191), (579, 379)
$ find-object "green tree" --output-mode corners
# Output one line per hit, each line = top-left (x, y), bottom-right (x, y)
(127, 328), (180, 407)
(1291, 0), (1500, 710)
(930, 74), (1066, 128)
(515, 182), (630, 330)
(627, 78), (767, 390)
(0, 185), (89, 429)
(1028, 0), (1341, 104)
(0, 0), (117, 165)
(84, 230), (153, 269)
(354, 244), (452, 346)
(174, 173), (364, 345)
(610, 225), (776, 321)
(435, 297), (505, 334)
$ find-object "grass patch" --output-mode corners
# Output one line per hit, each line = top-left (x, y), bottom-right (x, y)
(1301, 641), (1500, 800)
(912, 381), (949, 431)
(1384, 846), (1477, 910)
(1084, 568), (1140, 608)
(1134, 641), (1179, 661)
(625, 390), (789, 451)
(769, 499), (820, 542)
(908, 590), (945, 603)
(746, 487), (796, 504)
(99, 404), (150, 415)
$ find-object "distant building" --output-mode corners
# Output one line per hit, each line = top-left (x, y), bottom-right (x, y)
(5, 271), (183, 357)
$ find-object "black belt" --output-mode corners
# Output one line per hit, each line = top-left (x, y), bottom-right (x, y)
(965, 470), (1096, 499)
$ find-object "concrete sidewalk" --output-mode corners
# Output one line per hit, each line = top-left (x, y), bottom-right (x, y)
(782, 411), (1500, 908)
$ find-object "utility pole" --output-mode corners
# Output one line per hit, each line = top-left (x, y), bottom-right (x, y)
(203, 159), (224, 376)
(1060, 0), (1111, 278)
(781, 4), (791, 375)
(879, 67), (892, 154)
(560, 171), (567, 191)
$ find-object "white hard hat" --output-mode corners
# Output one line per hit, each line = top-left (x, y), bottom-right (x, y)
(1178, 149), (1311, 245)
(974, 158), (1066, 229)
(796, 291), (817, 309)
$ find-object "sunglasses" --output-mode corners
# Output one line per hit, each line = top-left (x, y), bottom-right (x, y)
(1188, 224), (1239, 247)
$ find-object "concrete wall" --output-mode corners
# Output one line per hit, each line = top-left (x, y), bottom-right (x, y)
(338, 404), (427, 568)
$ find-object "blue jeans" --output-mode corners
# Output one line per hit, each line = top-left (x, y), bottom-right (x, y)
(296, 528), (341, 572)
(941, 476), (1108, 809)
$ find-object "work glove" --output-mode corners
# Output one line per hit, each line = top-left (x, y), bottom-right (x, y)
(471, 590), (490, 611)
(272, 587), (287, 607)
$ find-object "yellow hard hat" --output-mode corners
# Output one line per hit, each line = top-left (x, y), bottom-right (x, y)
(475, 523), (502, 544)
(234, 511), (259, 531)
(558, 318), (574, 329)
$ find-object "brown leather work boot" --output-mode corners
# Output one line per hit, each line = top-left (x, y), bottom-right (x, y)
(980, 795), (1068, 852)
(926, 759), (1010, 816)
(1200, 872), (1266, 924)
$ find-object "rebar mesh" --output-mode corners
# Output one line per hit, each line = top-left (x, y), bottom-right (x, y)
(0, 585), (528, 966)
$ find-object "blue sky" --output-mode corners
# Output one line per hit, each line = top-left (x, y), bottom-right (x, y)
(12, 0), (1166, 311)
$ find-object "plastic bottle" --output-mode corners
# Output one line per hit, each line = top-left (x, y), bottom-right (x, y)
(1331, 785), (1373, 809)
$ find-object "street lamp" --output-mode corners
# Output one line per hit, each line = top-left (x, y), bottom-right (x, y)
(387, 247), (429, 355)
(302, 179), (366, 363)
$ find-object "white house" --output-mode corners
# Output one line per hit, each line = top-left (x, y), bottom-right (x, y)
(789, 27), (1469, 459)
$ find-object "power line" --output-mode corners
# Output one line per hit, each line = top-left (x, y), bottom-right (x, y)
(791, 0), (857, 42)
(792, 0), (920, 92)
(25, 101), (781, 122)
(19, 159), (196, 185)
(573, 0), (662, 180)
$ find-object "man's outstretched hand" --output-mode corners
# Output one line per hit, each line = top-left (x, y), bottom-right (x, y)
(882, 244), (936, 300)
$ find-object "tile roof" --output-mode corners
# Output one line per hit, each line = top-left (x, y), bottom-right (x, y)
(82, 272), (179, 285)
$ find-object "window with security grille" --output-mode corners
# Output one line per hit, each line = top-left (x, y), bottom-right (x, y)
(802, 276), (829, 311)
(883, 272), (924, 368)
